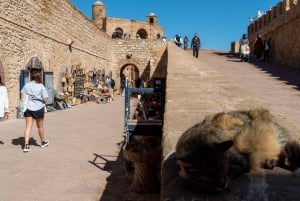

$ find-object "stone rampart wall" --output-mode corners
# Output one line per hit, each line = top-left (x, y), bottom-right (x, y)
(0, 0), (167, 118)
(112, 39), (167, 88)
(0, 0), (113, 115)
(106, 18), (164, 39)
(248, 0), (300, 67)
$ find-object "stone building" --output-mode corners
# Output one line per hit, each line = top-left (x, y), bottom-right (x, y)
(0, 0), (167, 119)
(92, 1), (164, 40)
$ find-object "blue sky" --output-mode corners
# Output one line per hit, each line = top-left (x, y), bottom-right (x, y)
(70, 0), (280, 51)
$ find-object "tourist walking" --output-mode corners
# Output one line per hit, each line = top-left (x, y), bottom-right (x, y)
(174, 34), (181, 47)
(183, 36), (189, 50)
(106, 76), (114, 101)
(191, 33), (201, 58)
(21, 70), (49, 152)
(239, 34), (250, 62)
(0, 75), (9, 121)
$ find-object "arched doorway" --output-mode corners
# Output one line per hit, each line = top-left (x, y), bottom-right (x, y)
(120, 64), (140, 93)
(112, 27), (123, 38)
(136, 29), (148, 39)
(20, 57), (44, 90)
(26, 57), (44, 71)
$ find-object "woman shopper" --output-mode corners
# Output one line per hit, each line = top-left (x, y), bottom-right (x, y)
(21, 70), (49, 152)
(0, 75), (9, 121)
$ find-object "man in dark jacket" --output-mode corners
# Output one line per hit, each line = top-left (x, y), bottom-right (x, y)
(191, 33), (201, 58)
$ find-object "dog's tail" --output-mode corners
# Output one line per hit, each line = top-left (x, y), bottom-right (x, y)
(279, 140), (300, 173)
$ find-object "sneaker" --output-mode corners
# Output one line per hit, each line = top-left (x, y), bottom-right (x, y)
(23, 144), (31, 152)
(41, 140), (49, 148)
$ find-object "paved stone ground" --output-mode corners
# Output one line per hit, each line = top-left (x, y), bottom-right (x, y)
(161, 46), (300, 201)
(1, 47), (300, 201)
(199, 50), (300, 128)
(0, 97), (159, 201)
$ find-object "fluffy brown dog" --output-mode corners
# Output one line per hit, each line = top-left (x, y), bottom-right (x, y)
(176, 108), (300, 192)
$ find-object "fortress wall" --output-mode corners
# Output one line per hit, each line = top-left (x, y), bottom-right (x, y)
(0, 0), (167, 118)
(0, 0), (113, 116)
(248, 0), (300, 67)
(106, 18), (164, 39)
(0, 0), (113, 118)
(111, 39), (167, 88)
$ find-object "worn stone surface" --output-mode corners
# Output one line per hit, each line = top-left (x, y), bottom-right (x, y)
(1, 43), (300, 201)
(0, 96), (160, 201)
(162, 45), (300, 201)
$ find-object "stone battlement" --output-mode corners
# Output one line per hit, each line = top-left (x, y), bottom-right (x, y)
(247, 0), (300, 67)
(248, 0), (299, 35)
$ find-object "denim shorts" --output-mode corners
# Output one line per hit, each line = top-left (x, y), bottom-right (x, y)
(24, 107), (45, 119)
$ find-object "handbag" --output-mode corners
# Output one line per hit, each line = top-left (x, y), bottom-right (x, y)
(19, 94), (28, 112)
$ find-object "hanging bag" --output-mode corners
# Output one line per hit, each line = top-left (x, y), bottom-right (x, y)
(19, 93), (28, 113)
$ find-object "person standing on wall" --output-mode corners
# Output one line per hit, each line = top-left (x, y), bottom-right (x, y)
(264, 37), (272, 62)
(183, 36), (189, 50)
(0, 75), (9, 121)
(239, 33), (250, 62)
(21, 70), (49, 152)
(174, 34), (181, 47)
(191, 33), (201, 58)
(254, 34), (264, 61)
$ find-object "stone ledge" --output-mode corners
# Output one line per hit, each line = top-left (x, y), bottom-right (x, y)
(161, 44), (300, 200)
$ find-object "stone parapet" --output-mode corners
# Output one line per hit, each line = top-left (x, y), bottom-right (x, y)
(161, 43), (300, 200)
(247, 0), (300, 67)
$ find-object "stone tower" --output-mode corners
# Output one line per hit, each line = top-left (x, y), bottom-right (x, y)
(146, 12), (157, 25)
(92, 0), (106, 31)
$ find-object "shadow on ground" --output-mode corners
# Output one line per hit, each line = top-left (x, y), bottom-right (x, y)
(12, 137), (40, 149)
(89, 140), (160, 201)
(214, 51), (300, 90)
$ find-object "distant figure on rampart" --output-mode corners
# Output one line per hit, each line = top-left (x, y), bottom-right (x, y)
(239, 34), (250, 62)
(264, 37), (272, 62)
(183, 36), (189, 50)
(254, 34), (264, 61)
(191, 33), (201, 58)
(174, 34), (181, 47)
(162, 36), (167, 45)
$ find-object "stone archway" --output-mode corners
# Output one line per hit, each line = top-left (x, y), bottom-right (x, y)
(112, 27), (123, 38)
(26, 57), (43, 71)
(120, 64), (140, 88)
(136, 28), (148, 39)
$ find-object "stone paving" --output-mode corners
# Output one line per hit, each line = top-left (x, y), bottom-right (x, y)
(0, 97), (159, 201)
(162, 44), (300, 201)
(1, 43), (300, 201)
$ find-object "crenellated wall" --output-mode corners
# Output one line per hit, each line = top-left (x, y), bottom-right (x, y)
(248, 0), (300, 67)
